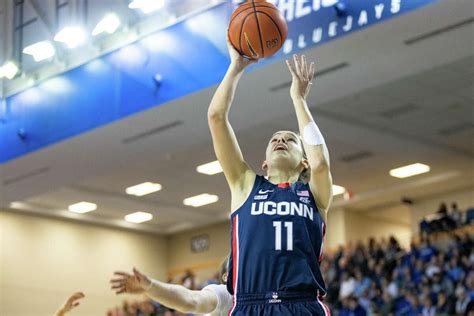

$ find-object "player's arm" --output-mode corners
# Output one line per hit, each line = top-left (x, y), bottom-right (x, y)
(54, 292), (84, 316)
(208, 37), (257, 197)
(110, 268), (218, 314)
(286, 55), (333, 217)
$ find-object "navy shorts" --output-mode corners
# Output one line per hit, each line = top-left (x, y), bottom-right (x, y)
(228, 292), (331, 316)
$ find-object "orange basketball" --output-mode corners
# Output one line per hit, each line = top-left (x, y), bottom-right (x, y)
(228, 0), (288, 60)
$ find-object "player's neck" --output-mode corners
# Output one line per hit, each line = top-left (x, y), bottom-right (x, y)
(267, 169), (300, 185)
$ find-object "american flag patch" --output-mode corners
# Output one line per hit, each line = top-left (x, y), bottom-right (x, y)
(297, 190), (309, 197)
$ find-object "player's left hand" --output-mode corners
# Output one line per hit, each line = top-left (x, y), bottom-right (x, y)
(55, 292), (85, 316)
(286, 54), (315, 100)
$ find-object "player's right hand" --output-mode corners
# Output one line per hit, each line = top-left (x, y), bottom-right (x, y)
(110, 267), (152, 295)
(226, 34), (257, 71)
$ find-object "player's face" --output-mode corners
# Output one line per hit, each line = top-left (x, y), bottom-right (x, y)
(264, 131), (305, 171)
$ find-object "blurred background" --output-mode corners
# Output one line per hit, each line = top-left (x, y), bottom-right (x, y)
(0, 0), (473, 315)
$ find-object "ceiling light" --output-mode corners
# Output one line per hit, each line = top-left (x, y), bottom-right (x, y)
(196, 160), (223, 175)
(128, 0), (165, 14)
(9, 201), (27, 209)
(183, 193), (219, 207)
(125, 211), (153, 223)
(126, 182), (162, 196)
(68, 202), (97, 214)
(92, 13), (121, 36)
(23, 41), (56, 61)
(0, 61), (19, 79)
(332, 185), (346, 196)
(54, 27), (86, 48)
(390, 163), (430, 178)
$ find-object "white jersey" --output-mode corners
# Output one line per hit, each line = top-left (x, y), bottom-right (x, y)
(202, 284), (233, 316)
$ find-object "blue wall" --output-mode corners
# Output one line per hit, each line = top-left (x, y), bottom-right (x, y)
(0, 0), (436, 163)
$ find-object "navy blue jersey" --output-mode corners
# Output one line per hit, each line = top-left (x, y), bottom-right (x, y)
(227, 175), (327, 304)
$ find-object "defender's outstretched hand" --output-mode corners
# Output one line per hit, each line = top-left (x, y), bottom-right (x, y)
(110, 268), (152, 295)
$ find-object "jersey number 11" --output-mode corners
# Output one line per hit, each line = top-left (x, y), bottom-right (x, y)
(273, 221), (293, 251)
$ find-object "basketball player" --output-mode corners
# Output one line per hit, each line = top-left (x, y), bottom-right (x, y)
(207, 37), (333, 315)
(54, 292), (85, 316)
(110, 258), (232, 316)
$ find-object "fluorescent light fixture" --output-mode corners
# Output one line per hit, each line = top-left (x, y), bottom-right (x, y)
(390, 163), (431, 178)
(54, 27), (86, 48)
(0, 61), (19, 79)
(183, 193), (219, 207)
(9, 201), (27, 209)
(92, 13), (121, 36)
(126, 182), (162, 196)
(23, 41), (56, 61)
(125, 211), (153, 223)
(128, 0), (165, 14)
(196, 160), (223, 175)
(332, 185), (346, 196)
(68, 202), (97, 214)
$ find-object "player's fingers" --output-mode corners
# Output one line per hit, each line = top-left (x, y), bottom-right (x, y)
(286, 60), (296, 76)
(309, 62), (315, 82)
(114, 271), (131, 277)
(111, 284), (122, 290)
(133, 267), (141, 277)
(302, 55), (308, 80)
(293, 54), (302, 78)
(70, 292), (84, 298)
(110, 278), (126, 283)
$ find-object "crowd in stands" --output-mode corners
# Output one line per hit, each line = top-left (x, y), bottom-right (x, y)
(420, 202), (474, 236)
(106, 201), (473, 315)
(322, 232), (473, 315)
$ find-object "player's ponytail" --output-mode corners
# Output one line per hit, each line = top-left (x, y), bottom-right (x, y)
(219, 255), (230, 284)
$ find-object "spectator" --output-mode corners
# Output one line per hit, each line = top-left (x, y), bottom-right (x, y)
(438, 202), (448, 216)
(455, 287), (471, 315)
(386, 276), (399, 299)
(181, 270), (196, 290)
(348, 296), (367, 316)
(339, 271), (356, 299)
(419, 238), (437, 263)
(353, 268), (371, 297)
(436, 291), (454, 315)
(421, 297), (436, 316)
(451, 202), (462, 227)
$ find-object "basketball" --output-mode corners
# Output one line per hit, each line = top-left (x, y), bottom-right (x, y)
(228, 0), (288, 60)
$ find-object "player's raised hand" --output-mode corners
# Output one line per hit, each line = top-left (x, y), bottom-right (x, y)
(110, 268), (152, 295)
(55, 292), (85, 316)
(286, 54), (315, 100)
(226, 34), (257, 72)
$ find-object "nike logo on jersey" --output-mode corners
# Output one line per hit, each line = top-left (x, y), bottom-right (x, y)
(258, 189), (275, 194)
